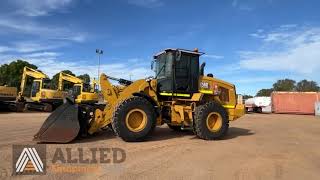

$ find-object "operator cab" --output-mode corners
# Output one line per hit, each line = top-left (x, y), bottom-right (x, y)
(153, 48), (203, 97)
(31, 78), (52, 97)
(72, 84), (82, 97)
(72, 83), (92, 96)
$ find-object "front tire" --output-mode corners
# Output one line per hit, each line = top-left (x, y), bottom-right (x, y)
(112, 96), (156, 142)
(194, 102), (229, 140)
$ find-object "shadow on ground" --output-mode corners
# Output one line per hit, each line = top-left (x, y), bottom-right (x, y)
(222, 127), (254, 140)
(74, 126), (255, 143)
(147, 126), (254, 142)
(40, 126), (254, 144)
(146, 127), (194, 142)
(75, 126), (195, 143)
(72, 129), (116, 144)
(0, 109), (48, 114)
(185, 127), (254, 141)
(0, 108), (14, 114)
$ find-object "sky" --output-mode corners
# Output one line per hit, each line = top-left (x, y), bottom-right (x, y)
(0, 0), (320, 95)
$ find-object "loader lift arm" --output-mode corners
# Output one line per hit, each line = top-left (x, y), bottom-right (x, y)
(106, 75), (133, 86)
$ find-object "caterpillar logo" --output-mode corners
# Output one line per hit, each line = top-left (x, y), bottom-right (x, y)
(200, 82), (209, 89)
(12, 145), (46, 175)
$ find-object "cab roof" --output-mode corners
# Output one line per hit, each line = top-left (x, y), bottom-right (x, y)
(154, 48), (204, 58)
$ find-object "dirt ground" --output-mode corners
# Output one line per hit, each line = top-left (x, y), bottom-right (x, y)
(0, 112), (319, 180)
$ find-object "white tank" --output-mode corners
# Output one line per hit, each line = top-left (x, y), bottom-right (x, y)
(245, 96), (271, 107)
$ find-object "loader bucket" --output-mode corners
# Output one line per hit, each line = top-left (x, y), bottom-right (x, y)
(33, 98), (80, 143)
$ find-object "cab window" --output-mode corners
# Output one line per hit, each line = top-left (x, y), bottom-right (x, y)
(219, 87), (229, 102)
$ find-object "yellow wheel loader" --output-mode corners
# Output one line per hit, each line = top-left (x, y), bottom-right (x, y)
(34, 48), (245, 143)
(19, 67), (66, 112)
(58, 72), (99, 104)
(0, 86), (24, 111)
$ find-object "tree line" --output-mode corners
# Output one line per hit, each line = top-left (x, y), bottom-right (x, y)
(2, 60), (319, 97)
(0, 60), (91, 91)
(254, 78), (320, 97)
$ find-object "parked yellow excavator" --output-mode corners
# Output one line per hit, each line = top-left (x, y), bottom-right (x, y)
(58, 72), (99, 104)
(34, 48), (245, 143)
(19, 67), (66, 112)
(0, 86), (24, 111)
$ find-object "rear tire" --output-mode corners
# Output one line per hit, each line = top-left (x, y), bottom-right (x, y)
(194, 102), (229, 140)
(112, 96), (156, 142)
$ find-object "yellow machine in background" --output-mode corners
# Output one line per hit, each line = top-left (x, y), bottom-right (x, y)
(0, 86), (24, 111)
(0, 86), (17, 102)
(34, 48), (245, 143)
(58, 72), (99, 104)
(19, 67), (66, 112)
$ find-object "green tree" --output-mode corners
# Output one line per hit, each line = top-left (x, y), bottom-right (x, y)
(51, 70), (75, 90)
(295, 79), (320, 92)
(77, 74), (90, 84)
(273, 79), (296, 91)
(0, 60), (37, 89)
(256, 88), (274, 96)
(242, 94), (253, 99)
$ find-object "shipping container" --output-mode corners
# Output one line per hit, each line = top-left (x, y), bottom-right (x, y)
(272, 92), (320, 115)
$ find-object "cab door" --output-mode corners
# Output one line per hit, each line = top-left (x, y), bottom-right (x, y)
(174, 53), (199, 93)
(72, 84), (81, 97)
(31, 80), (41, 97)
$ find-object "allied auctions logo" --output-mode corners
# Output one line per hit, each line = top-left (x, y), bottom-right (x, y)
(12, 145), (46, 175)
(12, 144), (126, 176)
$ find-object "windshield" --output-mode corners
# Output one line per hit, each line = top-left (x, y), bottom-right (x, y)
(42, 79), (53, 89)
(31, 81), (40, 97)
(82, 83), (92, 92)
(155, 52), (173, 79)
(72, 85), (81, 97)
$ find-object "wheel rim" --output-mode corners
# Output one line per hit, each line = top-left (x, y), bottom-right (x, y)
(206, 112), (222, 132)
(125, 108), (147, 132)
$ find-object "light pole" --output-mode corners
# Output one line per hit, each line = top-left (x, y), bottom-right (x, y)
(96, 49), (103, 88)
